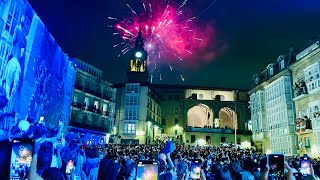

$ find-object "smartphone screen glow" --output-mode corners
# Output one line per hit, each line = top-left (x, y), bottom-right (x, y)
(268, 154), (284, 180)
(10, 139), (34, 180)
(300, 158), (311, 176)
(190, 160), (202, 179)
(136, 161), (158, 180)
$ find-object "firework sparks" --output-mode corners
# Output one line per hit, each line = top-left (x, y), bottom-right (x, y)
(110, 0), (219, 82)
(180, 75), (185, 81)
(126, 4), (137, 15)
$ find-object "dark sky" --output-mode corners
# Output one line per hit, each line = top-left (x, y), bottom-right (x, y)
(28, 0), (320, 90)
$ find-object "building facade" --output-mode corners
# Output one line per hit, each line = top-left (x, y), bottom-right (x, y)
(290, 39), (320, 157)
(115, 31), (252, 146)
(249, 51), (298, 155)
(156, 85), (252, 147)
(115, 83), (163, 144)
(115, 31), (163, 144)
(69, 58), (117, 145)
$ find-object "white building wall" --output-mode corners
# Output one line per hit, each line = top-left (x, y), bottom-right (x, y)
(250, 90), (267, 143)
(265, 76), (297, 155)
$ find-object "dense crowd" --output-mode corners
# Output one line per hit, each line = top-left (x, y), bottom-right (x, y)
(0, 114), (320, 180)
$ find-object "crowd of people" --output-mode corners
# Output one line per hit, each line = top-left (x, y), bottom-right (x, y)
(0, 115), (320, 180)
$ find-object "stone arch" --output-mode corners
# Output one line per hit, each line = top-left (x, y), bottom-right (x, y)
(187, 104), (214, 127)
(218, 107), (237, 129)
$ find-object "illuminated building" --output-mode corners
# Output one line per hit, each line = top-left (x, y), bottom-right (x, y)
(155, 85), (252, 147)
(250, 38), (320, 156)
(115, 31), (252, 145)
(290, 39), (320, 157)
(69, 58), (117, 145)
(249, 49), (298, 155)
(115, 31), (163, 144)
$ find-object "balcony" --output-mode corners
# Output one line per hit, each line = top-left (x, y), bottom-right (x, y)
(69, 117), (111, 133)
(74, 83), (84, 91)
(103, 94), (115, 102)
(102, 111), (110, 117)
(184, 126), (252, 135)
(147, 117), (163, 129)
(292, 81), (308, 101)
(84, 88), (102, 98)
(72, 102), (82, 109)
(296, 117), (313, 134)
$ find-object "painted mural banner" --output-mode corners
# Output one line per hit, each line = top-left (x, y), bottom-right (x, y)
(0, 0), (75, 129)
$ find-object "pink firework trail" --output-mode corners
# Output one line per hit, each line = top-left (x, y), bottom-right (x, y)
(109, 0), (219, 82)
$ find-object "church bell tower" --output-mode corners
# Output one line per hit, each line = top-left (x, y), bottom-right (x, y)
(127, 31), (149, 83)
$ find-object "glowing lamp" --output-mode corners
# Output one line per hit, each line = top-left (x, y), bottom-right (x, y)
(241, 141), (251, 149)
(266, 149), (272, 154)
(174, 125), (179, 129)
(197, 139), (206, 146)
(135, 51), (142, 58)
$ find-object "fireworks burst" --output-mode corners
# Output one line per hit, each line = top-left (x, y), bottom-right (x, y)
(109, 0), (219, 82)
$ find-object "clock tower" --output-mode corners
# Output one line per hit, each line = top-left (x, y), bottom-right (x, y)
(127, 31), (149, 83)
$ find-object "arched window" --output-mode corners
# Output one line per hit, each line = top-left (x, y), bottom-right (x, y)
(219, 107), (237, 129)
(187, 104), (213, 128)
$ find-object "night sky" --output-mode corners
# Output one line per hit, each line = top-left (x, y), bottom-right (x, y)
(28, 0), (320, 90)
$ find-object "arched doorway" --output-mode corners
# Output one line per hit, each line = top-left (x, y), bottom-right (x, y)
(218, 107), (237, 129)
(187, 104), (213, 127)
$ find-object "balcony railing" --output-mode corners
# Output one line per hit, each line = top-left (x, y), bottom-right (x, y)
(184, 126), (252, 135)
(147, 117), (162, 128)
(69, 117), (111, 133)
(84, 88), (102, 98)
(293, 81), (308, 100)
(296, 117), (312, 134)
(74, 83), (83, 91)
(103, 94), (115, 102)
(102, 111), (111, 117)
(72, 102), (82, 109)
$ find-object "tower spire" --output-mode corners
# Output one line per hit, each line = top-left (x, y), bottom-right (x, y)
(135, 30), (144, 49)
(127, 31), (149, 83)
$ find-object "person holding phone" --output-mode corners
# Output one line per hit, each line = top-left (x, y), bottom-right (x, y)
(259, 160), (296, 180)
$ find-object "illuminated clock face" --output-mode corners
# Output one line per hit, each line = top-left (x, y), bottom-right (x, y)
(135, 52), (142, 58)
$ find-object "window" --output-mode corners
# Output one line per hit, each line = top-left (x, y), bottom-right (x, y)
(221, 137), (226, 143)
(126, 84), (139, 93)
(280, 60), (285, 70)
(269, 67), (274, 76)
(175, 119), (178, 125)
(125, 95), (139, 106)
(5, 1), (21, 36)
(162, 118), (166, 125)
(191, 135), (196, 143)
(86, 80), (90, 88)
(305, 137), (310, 148)
(174, 95), (180, 100)
(125, 108), (138, 120)
(75, 77), (80, 84)
(123, 122), (136, 134)
(103, 104), (108, 112)
(304, 62), (320, 93)
(94, 101), (99, 109)
(206, 136), (211, 144)
(175, 130), (177, 135)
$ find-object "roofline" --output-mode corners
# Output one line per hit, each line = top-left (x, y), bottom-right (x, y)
(71, 57), (103, 73)
(113, 82), (249, 91)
